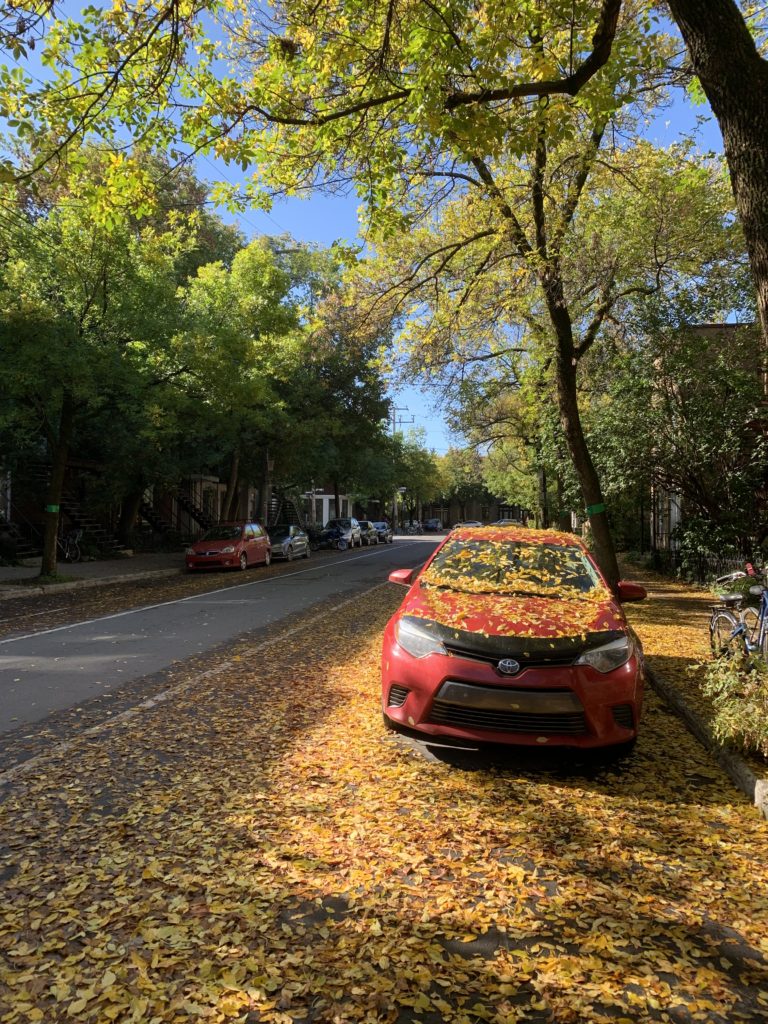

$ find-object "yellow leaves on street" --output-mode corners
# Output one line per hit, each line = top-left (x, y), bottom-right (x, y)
(1, 572), (767, 1023)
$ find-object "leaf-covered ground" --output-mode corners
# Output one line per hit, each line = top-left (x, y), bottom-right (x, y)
(620, 563), (768, 776)
(2, 579), (768, 1024)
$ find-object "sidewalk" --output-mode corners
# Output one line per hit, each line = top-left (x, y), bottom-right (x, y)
(0, 551), (184, 598)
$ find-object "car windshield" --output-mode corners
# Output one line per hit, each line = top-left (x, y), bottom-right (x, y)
(422, 537), (605, 598)
(325, 519), (350, 529)
(201, 525), (242, 541)
(373, 522), (386, 529)
(270, 526), (290, 540)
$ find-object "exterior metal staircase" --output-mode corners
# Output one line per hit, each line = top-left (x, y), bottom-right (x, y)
(57, 493), (127, 556)
(139, 501), (172, 535)
(267, 494), (303, 528)
(175, 491), (215, 532)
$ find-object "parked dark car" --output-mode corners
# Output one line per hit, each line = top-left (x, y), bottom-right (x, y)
(358, 520), (380, 546)
(422, 518), (443, 532)
(185, 521), (271, 572)
(269, 523), (310, 561)
(372, 521), (394, 544)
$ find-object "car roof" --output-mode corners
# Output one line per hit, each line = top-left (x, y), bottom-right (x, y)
(448, 525), (587, 549)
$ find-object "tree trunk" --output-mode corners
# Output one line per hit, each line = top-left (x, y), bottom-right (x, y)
(222, 449), (240, 521)
(668, 0), (768, 387)
(40, 392), (75, 577)
(546, 288), (620, 588)
(538, 465), (548, 528)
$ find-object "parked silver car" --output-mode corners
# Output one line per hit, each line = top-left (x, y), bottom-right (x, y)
(358, 520), (380, 546)
(269, 523), (311, 561)
(324, 517), (362, 548)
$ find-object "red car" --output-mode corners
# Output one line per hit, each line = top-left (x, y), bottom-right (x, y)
(185, 521), (271, 572)
(382, 526), (646, 758)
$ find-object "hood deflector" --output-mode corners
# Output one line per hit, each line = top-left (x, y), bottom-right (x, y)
(402, 615), (625, 666)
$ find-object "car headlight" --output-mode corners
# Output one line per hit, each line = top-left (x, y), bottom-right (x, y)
(575, 636), (632, 673)
(395, 617), (447, 659)
(220, 545), (236, 553)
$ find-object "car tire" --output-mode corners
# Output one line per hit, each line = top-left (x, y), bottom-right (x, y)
(382, 712), (396, 732)
(592, 739), (637, 765)
(264, 549), (271, 567)
(239, 552), (248, 571)
(286, 546), (294, 561)
(304, 544), (310, 559)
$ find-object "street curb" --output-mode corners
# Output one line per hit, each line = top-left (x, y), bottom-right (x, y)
(0, 568), (182, 601)
(646, 663), (768, 820)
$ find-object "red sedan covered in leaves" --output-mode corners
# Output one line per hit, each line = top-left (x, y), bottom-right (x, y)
(382, 526), (647, 758)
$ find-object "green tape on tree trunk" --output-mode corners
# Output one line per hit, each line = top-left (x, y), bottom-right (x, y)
(45, 504), (59, 513)
(586, 503), (605, 516)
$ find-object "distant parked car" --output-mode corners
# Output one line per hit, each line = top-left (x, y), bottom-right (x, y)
(372, 521), (394, 544)
(452, 520), (483, 529)
(269, 523), (310, 561)
(358, 520), (380, 546)
(492, 519), (525, 527)
(422, 518), (443, 532)
(322, 517), (362, 549)
(185, 521), (271, 572)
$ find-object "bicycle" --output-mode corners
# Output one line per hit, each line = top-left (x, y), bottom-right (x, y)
(58, 528), (83, 563)
(709, 573), (768, 659)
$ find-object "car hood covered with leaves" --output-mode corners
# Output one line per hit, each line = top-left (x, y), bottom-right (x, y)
(402, 583), (626, 643)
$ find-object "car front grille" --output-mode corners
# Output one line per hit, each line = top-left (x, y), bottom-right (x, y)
(387, 685), (410, 708)
(443, 641), (576, 669)
(428, 701), (587, 734)
(612, 704), (634, 729)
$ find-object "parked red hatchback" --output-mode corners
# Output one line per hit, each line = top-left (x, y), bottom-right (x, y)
(382, 526), (646, 758)
(185, 521), (271, 572)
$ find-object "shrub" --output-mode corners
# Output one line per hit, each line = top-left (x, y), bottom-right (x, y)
(700, 651), (768, 759)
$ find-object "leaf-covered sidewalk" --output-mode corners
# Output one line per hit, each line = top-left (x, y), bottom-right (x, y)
(621, 562), (768, 782)
(2, 584), (768, 1024)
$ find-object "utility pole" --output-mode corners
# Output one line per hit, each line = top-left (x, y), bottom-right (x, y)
(390, 403), (413, 530)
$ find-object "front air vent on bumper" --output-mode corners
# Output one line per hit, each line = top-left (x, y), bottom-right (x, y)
(387, 685), (410, 708)
(428, 701), (587, 734)
(611, 704), (634, 729)
(427, 681), (588, 735)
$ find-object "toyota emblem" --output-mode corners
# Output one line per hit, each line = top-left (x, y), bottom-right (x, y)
(497, 658), (521, 675)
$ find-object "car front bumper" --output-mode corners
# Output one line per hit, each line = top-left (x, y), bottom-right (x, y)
(381, 631), (643, 749)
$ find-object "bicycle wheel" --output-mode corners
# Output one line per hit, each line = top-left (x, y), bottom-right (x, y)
(741, 605), (760, 645)
(709, 609), (741, 658)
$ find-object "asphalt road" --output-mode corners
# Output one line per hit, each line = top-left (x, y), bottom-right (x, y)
(0, 539), (439, 734)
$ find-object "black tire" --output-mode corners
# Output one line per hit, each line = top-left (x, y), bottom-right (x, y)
(286, 546), (294, 562)
(337, 538), (348, 551)
(264, 549), (271, 567)
(310, 540), (320, 551)
(382, 712), (396, 732)
(239, 552), (248, 571)
(710, 609), (741, 658)
(304, 544), (310, 559)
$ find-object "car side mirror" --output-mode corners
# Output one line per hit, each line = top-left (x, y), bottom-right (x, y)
(388, 568), (415, 586)
(616, 580), (647, 602)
